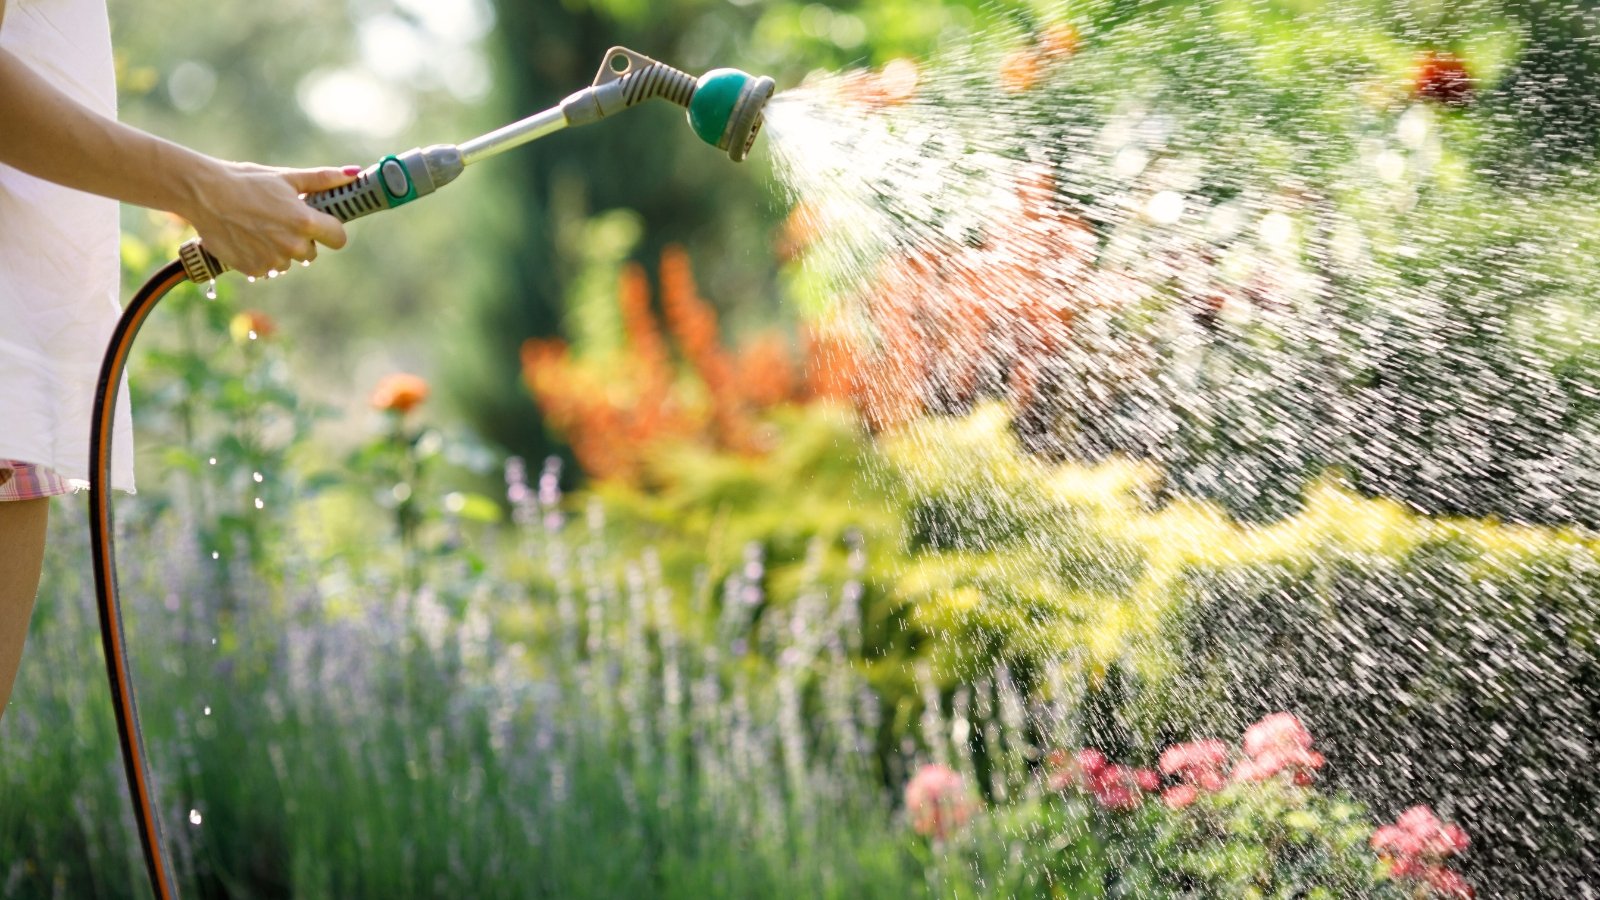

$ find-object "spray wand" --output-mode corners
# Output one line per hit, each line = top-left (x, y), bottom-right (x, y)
(90, 46), (775, 899)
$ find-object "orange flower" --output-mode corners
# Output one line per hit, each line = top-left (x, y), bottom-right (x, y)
(734, 333), (798, 409)
(877, 58), (920, 104)
(659, 244), (753, 452)
(229, 310), (276, 343)
(1039, 23), (1080, 60)
(999, 48), (1044, 93)
(370, 372), (429, 414)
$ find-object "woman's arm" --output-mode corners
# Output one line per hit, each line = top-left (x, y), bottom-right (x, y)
(0, 3), (353, 276)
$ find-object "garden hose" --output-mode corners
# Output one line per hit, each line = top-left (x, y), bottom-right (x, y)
(88, 46), (775, 899)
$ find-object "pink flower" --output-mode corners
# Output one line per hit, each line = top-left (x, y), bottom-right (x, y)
(1397, 805), (1443, 836)
(1162, 784), (1198, 809)
(1232, 715), (1325, 785)
(1373, 805), (1473, 897)
(1044, 748), (1107, 792)
(1230, 759), (1267, 784)
(1424, 865), (1475, 899)
(1133, 768), (1162, 792)
(1159, 739), (1231, 782)
(1243, 713), (1313, 758)
(1086, 765), (1144, 810)
(1075, 748), (1107, 778)
(905, 764), (975, 840)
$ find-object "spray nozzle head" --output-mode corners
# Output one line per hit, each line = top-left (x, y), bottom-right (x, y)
(585, 47), (775, 162)
(687, 69), (776, 162)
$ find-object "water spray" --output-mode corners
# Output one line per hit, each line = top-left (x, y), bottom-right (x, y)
(90, 46), (775, 899)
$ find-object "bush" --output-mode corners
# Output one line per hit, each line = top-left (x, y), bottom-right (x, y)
(882, 406), (1598, 896)
(1156, 503), (1600, 895)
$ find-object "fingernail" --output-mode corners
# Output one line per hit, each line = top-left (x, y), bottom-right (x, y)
(342, 165), (362, 176)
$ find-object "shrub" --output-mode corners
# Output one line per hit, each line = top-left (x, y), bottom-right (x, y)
(881, 406), (1598, 896)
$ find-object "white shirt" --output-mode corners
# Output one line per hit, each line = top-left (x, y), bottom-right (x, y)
(0, 0), (134, 491)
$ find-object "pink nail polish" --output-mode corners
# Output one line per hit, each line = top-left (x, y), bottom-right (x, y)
(342, 165), (362, 176)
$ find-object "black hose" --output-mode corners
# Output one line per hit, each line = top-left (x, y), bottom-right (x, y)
(89, 258), (188, 900)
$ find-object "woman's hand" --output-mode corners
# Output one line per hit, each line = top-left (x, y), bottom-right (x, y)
(176, 161), (358, 278)
(1, 47), (363, 277)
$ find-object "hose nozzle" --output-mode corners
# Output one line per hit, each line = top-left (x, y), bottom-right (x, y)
(564, 46), (776, 162)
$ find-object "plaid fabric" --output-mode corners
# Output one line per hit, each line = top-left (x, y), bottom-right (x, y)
(0, 460), (73, 501)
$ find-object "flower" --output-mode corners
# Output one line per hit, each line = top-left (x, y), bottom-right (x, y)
(370, 373), (430, 415)
(1038, 23), (1079, 59)
(229, 310), (276, 343)
(1424, 865), (1475, 899)
(1372, 805), (1472, 897)
(1133, 768), (1161, 792)
(1086, 764), (1144, 810)
(998, 49), (1044, 93)
(905, 764), (975, 840)
(1075, 748), (1108, 778)
(1159, 739), (1230, 784)
(1413, 51), (1473, 106)
(1161, 784), (1198, 809)
(1242, 712), (1313, 757)
(1045, 747), (1108, 792)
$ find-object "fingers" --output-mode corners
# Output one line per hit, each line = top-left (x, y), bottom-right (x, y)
(303, 208), (349, 250)
(285, 165), (362, 194)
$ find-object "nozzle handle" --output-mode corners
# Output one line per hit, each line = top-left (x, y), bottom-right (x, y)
(178, 146), (465, 284)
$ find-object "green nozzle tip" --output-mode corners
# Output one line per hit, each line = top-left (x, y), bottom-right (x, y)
(689, 68), (776, 162)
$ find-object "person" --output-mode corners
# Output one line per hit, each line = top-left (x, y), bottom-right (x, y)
(0, 0), (354, 722)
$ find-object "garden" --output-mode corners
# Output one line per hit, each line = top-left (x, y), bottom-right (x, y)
(3, 0), (1599, 897)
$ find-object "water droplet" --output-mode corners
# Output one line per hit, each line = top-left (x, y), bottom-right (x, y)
(204, 281), (217, 300)
(189, 809), (203, 826)
(208, 457), (217, 466)
(246, 276), (256, 283)
(267, 269), (280, 279)
(1145, 190), (1184, 224)
(203, 706), (211, 716)
(254, 497), (265, 509)
(248, 330), (258, 341)
(1375, 149), (1406, 183)
(253, 471), (263, 483)
(300, 260), (312, 267)
(1258, 211), (1294, 248)
(1113, 146), (1149, 178)
(211, 551), (219, 560)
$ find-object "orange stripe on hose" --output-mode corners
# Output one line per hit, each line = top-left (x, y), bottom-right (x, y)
(93, 264), (186, 900)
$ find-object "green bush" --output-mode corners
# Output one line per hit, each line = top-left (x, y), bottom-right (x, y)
(882, 406), (1598, 896)
(1156, 512), (1600, 895)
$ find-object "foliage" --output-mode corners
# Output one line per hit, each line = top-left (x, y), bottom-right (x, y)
(877, 405), (1596, 895)
(1033, 714), (1433, 899)
(520, 246), (809, 484)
